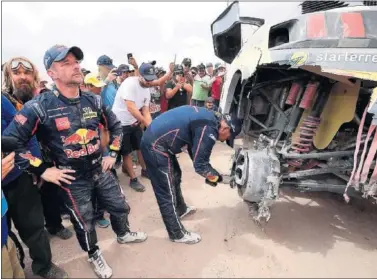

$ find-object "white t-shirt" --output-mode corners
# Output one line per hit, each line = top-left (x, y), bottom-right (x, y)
(112, 77), (151, 126)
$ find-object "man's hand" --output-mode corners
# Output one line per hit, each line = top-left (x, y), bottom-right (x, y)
(41, 167), (76, 186)
(175, 83), (183, 90)
(106, 70), (117, 83)
(102, 156), (116, 172)
(2, 152), (15, 180)
(169, 62), (174, 73)
(129, 58), (138, 69)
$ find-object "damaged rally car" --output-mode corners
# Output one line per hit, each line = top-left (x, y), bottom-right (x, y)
(211, 1), (377, 222)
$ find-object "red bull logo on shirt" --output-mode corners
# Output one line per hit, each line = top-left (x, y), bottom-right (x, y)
(62, 129), (99, 146)
(61, 129), (100, 158)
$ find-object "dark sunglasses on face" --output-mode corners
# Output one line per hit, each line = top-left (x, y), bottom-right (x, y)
(11, 59), (33, 71)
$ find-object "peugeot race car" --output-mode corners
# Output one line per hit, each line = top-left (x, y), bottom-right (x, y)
(211, 1), (377, 221)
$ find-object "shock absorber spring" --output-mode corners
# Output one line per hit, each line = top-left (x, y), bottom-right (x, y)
(291, 116), (321, 153)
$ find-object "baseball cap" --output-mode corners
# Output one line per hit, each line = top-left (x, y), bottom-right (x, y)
(198, 63), (205, 70)
(174, 64), (184, 74)
(97, 55), (115, 69)
(117, 64), (130, 73)
(44, 45), (84, 70)
(182, 58), (192, 66)
(84, 73), (106, 88)
(222, 113), (243, 148)
(206, 62), (213, 68)
(139, 63), (157, 81)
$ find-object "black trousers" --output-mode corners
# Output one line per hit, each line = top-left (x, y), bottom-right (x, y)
(57, 168), (130, 252)
(141, 131), (188, 240)
(3, 173), (52, 275)
(40, 182), (64, 234)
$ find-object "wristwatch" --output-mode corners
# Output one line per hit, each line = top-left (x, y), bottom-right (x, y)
(109, 151), (117, 158)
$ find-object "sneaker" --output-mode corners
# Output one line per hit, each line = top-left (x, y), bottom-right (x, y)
(117, 231), (148, 244)
(141, 169), (149, 179)
(172, 231), (201, 245)
(52, 228), (73, 240)
(88, 249), (112, 279)
(129, 178), (146, 192)
(179, 206), (197, 219)
(39, 263), (69, 278)
(96, 218), (110, 228)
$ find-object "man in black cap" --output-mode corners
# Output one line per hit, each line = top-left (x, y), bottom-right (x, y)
(181, 58), (194, 85)
(165, 65), (192, 110)
(117, 64), (132, 84)
(140, 106), (242, 244)
(4, 44), (148, 279)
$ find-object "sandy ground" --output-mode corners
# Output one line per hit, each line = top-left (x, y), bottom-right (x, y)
(22, 142), (377, 278)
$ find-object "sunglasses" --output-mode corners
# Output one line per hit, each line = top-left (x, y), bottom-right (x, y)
(11, 59), (33, 71)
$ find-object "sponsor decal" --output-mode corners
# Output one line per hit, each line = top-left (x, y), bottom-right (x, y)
(55, 117), (71, 131)
(109, 136), (121, 151)
(82, 107), (97, 120)
(14, 114), (27, 125)
(62, 129), (99, 146)
(19, 152), (42, 167)
(64, 140), (100, 159)
(289, 52), (308, 66)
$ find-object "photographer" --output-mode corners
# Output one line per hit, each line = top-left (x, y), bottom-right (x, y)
(97, 55), (119, 109)
(165, 65), (193, 110)
(182, 58), (194, 85)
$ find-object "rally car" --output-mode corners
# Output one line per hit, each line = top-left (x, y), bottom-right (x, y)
(211, 1), (377, 221)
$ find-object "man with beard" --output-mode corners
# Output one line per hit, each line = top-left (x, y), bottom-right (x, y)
(1, 57), (68, 278)
(4, 45), (147, 278)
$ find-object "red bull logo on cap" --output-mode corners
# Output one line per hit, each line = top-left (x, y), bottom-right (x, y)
(62, 129), (99, 146)
(19, 152), (42, 167)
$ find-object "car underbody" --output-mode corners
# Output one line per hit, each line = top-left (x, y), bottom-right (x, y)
(228, 65), (377, 222)
(211, 1), (377, 222)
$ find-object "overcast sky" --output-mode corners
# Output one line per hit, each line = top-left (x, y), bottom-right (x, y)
(2, 2), (298, 81)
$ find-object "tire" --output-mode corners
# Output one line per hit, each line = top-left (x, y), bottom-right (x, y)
(8, 230), (25, 269)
